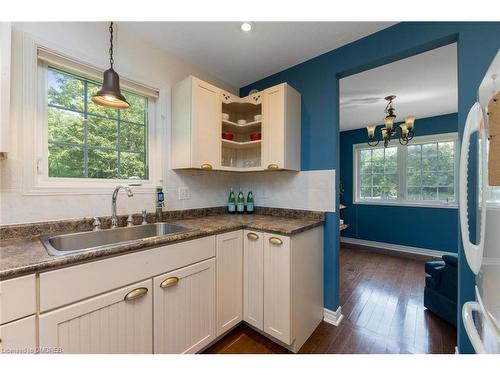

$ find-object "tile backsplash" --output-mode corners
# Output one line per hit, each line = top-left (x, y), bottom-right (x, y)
(0, 169), (335, 225)
(238, 169), (336, 213)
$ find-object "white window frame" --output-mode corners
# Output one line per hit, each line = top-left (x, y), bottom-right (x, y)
(353, 132), (459, 209)
(21, 35), (164, 195)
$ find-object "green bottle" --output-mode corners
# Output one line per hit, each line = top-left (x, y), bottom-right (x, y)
(228, 188), (236, 214)
(246, 191), (254, 213)
(236, 189), (245, 213)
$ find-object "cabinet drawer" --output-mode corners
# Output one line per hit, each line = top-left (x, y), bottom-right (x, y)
(0, 315), (37, 353)
(0, 274), (36, 324)
(40, 236), (216, 312)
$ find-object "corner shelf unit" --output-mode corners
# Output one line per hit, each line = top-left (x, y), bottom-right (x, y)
(221, 94), (262, 170)
(222, 120), (262, 133)
(222, 139), (262, 149)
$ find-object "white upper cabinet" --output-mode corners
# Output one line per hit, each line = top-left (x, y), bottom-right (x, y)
(172, 76), (301, 172)
(172, 76), (221, 170)
(262, 84), (301, 171)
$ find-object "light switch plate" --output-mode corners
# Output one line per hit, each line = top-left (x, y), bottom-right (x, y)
(178, 186), (190, 200)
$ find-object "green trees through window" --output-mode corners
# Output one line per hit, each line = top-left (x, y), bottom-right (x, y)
(357, 137), (457, 204)
(47, 67), (148, 180)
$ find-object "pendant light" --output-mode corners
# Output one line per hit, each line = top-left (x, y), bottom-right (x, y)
(91, 22), (129, 109)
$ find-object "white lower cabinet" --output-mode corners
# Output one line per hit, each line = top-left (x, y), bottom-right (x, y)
(216, 231), (243, 336)
(39, 279), (153, 354)
(0, 315), (36, 353)
(243, 230), (264, 330)
(11, 227), (322, 354)
(243, 227), (324, 352)
(153, 258), (216, 354)
(263, 233), (292, 344)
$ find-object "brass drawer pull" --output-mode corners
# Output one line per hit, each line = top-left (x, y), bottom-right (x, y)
(160, 277), (179, 288)
(201, 163), (213, 170)
(267, 164), (279, 170)
(247, 232), (259, 240)
(269, 237), (283, 246)
(124, 287), (148, 301)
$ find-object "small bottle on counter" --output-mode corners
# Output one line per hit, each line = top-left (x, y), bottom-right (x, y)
(228, 188), (236, 214)
(236, 188), (245, 213)
(246, 191), (254, 214)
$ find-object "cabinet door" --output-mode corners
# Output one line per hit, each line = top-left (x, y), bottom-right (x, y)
(154, 258), (216, 354)
(0, 315), (36, 353)
(263, 233), (292, 344)
(262, 84), (285, 170)
(243, 230), (264, 330)
(39, 280), (153, 354)
(191, 77), (221, 169)
(216, 231), (243, 336)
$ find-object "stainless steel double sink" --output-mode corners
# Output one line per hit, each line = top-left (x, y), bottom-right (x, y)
(40, 223), (192, 256)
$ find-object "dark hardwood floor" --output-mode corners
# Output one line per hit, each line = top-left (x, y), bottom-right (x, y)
(204, 246), (457, 354)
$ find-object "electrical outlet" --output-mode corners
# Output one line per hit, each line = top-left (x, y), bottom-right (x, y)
(178, 186), (190, 200)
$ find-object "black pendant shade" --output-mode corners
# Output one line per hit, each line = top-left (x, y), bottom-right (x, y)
(91, 22), (129, 109)
(91, 67), (129, 109)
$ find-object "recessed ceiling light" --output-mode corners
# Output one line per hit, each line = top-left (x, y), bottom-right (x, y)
(240, 22), (254, 32)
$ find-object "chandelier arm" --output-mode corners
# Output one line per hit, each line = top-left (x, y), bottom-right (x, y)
(367, 138), (380, 147)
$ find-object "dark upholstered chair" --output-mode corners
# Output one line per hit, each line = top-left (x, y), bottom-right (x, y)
(424, 254), (458, 326)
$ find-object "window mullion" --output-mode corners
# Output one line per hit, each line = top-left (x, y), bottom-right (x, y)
(83, 80), (89, 178)
(398, 145), (406, 201)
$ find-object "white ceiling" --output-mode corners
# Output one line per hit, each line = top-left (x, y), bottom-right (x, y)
(121, 22), (395, 88)
(340, 43), (458, 131)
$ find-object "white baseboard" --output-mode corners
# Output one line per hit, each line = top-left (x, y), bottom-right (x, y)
(340, 236), (456, 258)
(323, 306), (343, 326)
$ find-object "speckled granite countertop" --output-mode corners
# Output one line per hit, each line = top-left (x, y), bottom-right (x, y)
(0, 213), (324, 280)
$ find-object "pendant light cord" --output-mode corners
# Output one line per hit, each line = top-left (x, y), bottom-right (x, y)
(109, 21), (114, 69)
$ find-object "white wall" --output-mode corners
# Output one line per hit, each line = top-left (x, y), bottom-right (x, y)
(0, 22), (239, 225)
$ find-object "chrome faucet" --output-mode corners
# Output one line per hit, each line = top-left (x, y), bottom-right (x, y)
(111, 184), (141, 228)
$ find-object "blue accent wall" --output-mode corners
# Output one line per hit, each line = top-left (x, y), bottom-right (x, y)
(339, 113), (459, 253)
(240, 22), (500, 353)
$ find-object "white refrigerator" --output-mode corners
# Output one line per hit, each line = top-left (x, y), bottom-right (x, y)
(461, 50), (500, 354)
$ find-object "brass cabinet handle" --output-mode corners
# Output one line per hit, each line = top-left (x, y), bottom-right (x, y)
(201, 163), (213, 170)
(160, 277), (179, 288)
(124, 287), (148, 301)
(247, 232), (259, 240)
(269, 237), (283, 246)
(267, 164), (279, 170)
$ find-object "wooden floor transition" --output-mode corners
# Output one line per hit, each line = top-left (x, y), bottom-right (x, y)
(203, 246), (457, 354)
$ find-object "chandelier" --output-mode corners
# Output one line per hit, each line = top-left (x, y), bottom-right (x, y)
(366, 95), (416, 148)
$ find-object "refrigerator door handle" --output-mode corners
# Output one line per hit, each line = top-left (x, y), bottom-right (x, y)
(475, 286), (500, 337)
(459, 102), (487, 275)
(463, 301), (487, 354)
